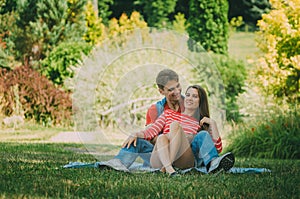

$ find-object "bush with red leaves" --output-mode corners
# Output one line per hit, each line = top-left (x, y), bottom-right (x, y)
(0, 66), (72, 126)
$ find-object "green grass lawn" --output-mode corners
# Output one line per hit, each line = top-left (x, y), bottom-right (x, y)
(228, 31), (260, 62)
(0, 123), (72, 142)
(0, 142), (299, 198)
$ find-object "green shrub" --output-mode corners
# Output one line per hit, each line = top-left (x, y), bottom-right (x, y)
(0, 44), (10, 69)
(41, 41), (93, 86)
(211, 54), (247, 122)
(0, 11), (20, 69)
(226, 107), (300, 159)
(188, 0), (229, 54)
(136, 0), (177, 28)
(172, 12), (188, 34)
(0, 66), (72, 126)
(256, 0), (300, 103)
(83, 1), (106, 45)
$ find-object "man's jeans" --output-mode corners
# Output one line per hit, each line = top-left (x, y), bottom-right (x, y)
(114, 138), (153, 168)
(115, 130), (218, 168)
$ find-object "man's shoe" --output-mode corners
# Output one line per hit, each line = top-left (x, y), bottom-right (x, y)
(207, 152), (235, 174)
(169, 171), (180, 177)
(98, 158), (129, 172)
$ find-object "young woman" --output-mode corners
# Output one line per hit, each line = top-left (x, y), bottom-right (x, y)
(125, 85), (225, 175)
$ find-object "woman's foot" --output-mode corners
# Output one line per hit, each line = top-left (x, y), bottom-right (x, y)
(165, 165), (176, 175)
(160, 167), (166, 173)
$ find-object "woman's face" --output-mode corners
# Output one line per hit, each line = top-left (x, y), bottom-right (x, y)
(184, 87), (200, 110)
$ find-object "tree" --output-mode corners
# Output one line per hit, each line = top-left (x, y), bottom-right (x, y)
(83, 0), (106, 45)
(172, 12), (188, 34)
(12, 0), (87, 66)
(107, 11), (148, 40)
(98, 0), (113, 25)
(135, 0), (177, 28)
(0, 0), (21, 69)
(228, 0), (271, 30)
(187, 0), (229, 54)
(255, 0), (300, 103)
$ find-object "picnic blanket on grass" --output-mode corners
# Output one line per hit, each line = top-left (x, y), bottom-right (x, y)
(63, 161), (271, 174)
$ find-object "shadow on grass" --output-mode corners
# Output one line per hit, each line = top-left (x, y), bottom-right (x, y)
(0, 142), (299, 198)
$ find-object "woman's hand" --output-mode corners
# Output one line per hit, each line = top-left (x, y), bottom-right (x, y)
(122, 133), (138, 149)
(199, 117), (214, 127)
(200, 117), (220, 140)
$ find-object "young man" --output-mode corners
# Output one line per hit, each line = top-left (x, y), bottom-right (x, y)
(101, 69), (234, 173)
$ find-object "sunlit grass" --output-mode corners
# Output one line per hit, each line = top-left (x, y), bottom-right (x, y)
(0, 142), (299, 198)
(228, 31), (260, 62)
(0, 122), (72, 142)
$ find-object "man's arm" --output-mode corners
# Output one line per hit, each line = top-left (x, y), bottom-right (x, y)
(145, 104), (158, 126)
(122, 112), (166, 148)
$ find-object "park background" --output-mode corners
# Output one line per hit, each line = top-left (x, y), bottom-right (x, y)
(0, 0), (299, 198)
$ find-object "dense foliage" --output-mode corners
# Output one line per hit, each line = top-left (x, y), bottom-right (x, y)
(0, 10), (20, 69)
(108, 0), (270, 30)
(226, 108), (300, 159)
(0, 0), (285, 130)
(83, 1), (106, 45)
(255, 0), (300, 103)
(0, 66), (72, 125)
(212, 54), (247, 122)
(228, 0), (271, 30)
(135, 0), (177, 28)
(188, 0), (229, 54)
(97, 0), (113, 24)
(107, 11), (148, 40)
(41, 41), (93, 86)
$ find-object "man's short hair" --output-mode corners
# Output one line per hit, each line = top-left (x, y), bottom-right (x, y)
(156, 69), (179, 90)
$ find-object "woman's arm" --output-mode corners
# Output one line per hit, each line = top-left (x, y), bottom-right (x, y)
(199, 117), (222, 153)
(199, 117), (220, 140)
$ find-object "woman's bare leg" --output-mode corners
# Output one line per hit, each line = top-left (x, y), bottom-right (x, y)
(150, 134), (176, 174)
(150, 122), (195, 173)
(167, 121), (195, 169)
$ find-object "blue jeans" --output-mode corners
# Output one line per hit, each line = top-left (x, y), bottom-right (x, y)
(114, 138), (153, 168)
(191, 130), (219, 167)
(115, 130), (218, 168)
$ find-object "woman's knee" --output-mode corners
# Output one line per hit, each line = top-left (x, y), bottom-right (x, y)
(156, 134), (168, 144)
(170, 121), (181, 132)
(192, 131), (211, 145)
(195, 130), (210, 139)
(169, 121), (185, 139)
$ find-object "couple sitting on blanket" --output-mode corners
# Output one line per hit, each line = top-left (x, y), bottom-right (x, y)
(102, 69), (235, 176)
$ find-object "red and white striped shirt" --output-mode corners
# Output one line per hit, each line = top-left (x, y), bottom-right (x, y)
(143, 109), (199, 138)
(143, 109), (222, 153)
(214, 137), (222, 153)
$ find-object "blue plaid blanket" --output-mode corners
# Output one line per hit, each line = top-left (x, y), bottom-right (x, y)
(63, 162), (271, 174)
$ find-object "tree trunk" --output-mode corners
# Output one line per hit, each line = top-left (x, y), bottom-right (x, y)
(93, 0), (98, 16)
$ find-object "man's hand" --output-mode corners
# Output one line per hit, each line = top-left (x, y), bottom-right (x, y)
(122, 133), (138, 149)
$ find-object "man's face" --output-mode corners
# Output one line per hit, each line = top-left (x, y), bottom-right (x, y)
(159, 80), (182, 103)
